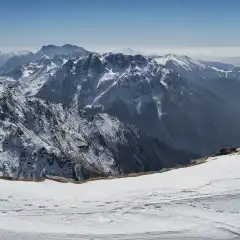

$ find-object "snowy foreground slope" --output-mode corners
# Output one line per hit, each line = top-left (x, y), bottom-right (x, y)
(0, 153), (240, 240)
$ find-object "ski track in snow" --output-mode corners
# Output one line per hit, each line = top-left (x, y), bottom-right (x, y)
(0, 154), (240, 239)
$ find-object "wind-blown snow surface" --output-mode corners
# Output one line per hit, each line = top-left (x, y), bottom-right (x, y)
(1, 153), (240, 240)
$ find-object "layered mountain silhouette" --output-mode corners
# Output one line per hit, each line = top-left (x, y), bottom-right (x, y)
(0, 44), (240, 180)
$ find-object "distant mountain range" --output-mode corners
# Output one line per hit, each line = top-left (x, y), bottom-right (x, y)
(0, 50), (30, 67)
(0, 44), (240, 180)
(219, 57), (240, 67)
(0, 44), (90, 75)
(153, 54), (240, 80)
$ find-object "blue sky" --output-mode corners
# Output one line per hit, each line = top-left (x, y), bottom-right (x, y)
(1, 0), (240, 57)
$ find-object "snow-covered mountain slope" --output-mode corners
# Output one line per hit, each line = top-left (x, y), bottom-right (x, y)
(153, 54), (240, 121)
(37, 53), (173, 111)
(1, 50), (240, 156)
(154, 54), (240, 80)
(16, 61), (61, 96)
(0, 44), (89, 75)
(0, 46), (91, 94)
(0, 87), (194, 180)
(34, 53), (240, 156)
(154, 54), (206, 71)
(0, 152), (240, 239)
(2, 55), (71, 95)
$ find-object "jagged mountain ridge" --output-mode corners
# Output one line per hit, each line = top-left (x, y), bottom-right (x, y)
(0, 44), (90, 76)
(0, 45), (91, 95)
(37, 53), (173, 109)
(153, 54), (240, 80)
(0, 87), (195, 180)
(34, 52), (240, 156)
(153, 53), (240, 121)
(10, 55), (70, 96)
(1, 46), (240, 178)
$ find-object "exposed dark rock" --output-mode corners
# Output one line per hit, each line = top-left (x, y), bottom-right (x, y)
(214, 147), (239, 156)
(0, 88), (196, 180)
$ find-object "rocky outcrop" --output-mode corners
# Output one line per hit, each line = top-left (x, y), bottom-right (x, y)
(214, 147), (240, 156)
(2, 49), (240, 166)
(0, 88), (195, 180)
(36, 53), (240, 156)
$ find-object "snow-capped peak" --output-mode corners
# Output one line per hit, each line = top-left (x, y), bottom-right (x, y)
(154, 54), (206, 71)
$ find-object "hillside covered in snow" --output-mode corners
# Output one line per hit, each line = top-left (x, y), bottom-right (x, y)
(0, 152), (240, 239)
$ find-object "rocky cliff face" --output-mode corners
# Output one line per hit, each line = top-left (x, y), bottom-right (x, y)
(0, 88), (195, 180)
(36, 53), (240, 156)
(1, 47), (240, 180)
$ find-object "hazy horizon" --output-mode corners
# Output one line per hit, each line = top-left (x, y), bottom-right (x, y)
(1, 0), (240, 60)
(2, 45), (240, 61)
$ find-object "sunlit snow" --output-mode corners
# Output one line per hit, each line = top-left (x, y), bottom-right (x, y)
(0, 153), (240, 239)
